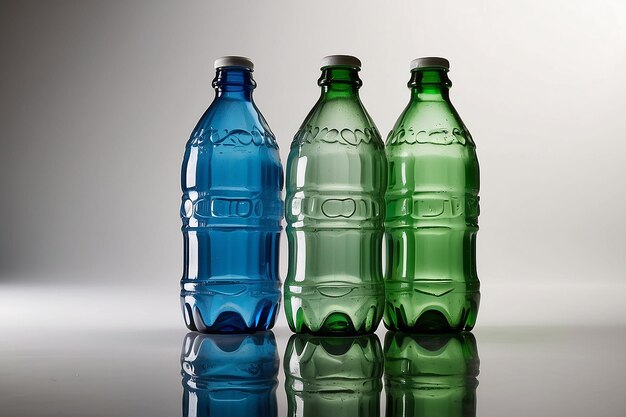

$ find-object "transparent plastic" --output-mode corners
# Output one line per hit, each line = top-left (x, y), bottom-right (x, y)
(284, 63), (386, 334)
(180, 66), (283, 333)
(384, 65), (480, 332)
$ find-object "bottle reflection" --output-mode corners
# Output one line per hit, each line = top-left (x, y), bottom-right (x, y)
(284, 334), (383, 417)
(384, 332), (479, 417)
(180, 331), (278, 417)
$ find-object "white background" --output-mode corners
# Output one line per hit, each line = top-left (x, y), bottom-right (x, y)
(1, 0), (625, 330)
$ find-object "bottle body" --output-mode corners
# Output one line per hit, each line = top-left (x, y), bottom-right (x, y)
(284, 62), (386, 334)
(181, 331), (278, 417)
(384, 62), (480, 332)
(284, 334), (383, 417)
(384, 331), (479, 417)
(180, 64), (283, 333)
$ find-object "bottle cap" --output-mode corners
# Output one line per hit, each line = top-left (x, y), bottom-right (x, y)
(410, 57), (450, 71)
(320, 55), (361, 69)
(214, 56), (254, 70)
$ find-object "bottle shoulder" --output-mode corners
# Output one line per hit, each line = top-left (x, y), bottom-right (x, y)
(290, 97), (384, 150)
(186, 99), (279, 150)
(386, 100), (475, 148)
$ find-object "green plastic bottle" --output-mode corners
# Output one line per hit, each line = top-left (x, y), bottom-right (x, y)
(384, 332), (479, 417)
(284, 334), (383, 417)
(284, 55), (386, 334)
(384, 57), (480, 332)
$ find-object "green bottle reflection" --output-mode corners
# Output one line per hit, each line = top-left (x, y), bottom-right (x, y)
(285, 334), (383, 417)
(384, 332), (479, 417)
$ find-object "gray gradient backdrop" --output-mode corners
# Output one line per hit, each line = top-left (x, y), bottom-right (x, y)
(1, 0), (625, 329)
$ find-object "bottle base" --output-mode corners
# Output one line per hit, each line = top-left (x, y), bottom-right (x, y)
(180, 281), (280, 333)
(290, 312), (377, 336)
(284, 282), (384, 335)
(383, 283), (480, 333)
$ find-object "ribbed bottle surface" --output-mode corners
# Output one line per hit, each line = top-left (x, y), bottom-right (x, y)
(180, 65), (283, 333)
(384, 63), (480, 332)
(284, 63), (386, 335)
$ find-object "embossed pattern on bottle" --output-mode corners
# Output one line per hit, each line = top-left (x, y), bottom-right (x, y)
(180, 63), (283, 333)
(384, 61), (480, 333)
(284, 61), (386, 335)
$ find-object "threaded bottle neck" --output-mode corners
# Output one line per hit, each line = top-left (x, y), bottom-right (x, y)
(318, 67), (362, 97)
(409, 68), (451, 101)
(213, 67), (256, 100)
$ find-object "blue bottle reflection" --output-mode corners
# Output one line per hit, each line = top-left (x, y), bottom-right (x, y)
(181, 331), (278, 417)
(384, 332), (479, 417)
(284, 334), (383, 417)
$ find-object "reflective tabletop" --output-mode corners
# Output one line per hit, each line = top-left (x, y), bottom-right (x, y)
(1, 326), (625, 416)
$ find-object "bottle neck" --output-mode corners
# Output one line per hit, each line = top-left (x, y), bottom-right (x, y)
(318, 67), (362, 98)
(212, 67), (255, 100)
(409, 68), (451, 101)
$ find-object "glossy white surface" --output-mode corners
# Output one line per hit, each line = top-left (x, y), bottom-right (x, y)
(1, 319), (625, 416)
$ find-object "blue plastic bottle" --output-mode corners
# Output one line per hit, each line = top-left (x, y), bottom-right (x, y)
(180, 56), (283, 333)
(181, 331), (279, 417)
